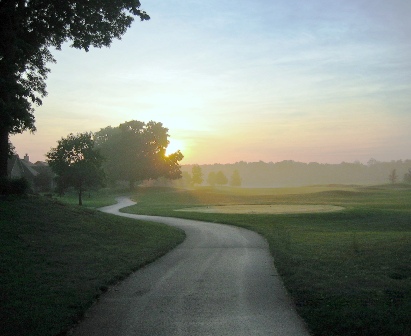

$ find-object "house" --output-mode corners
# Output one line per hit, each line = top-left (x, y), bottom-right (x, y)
(7, 154), (54, 192)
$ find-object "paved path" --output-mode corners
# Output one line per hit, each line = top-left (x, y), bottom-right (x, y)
(71, 197), (310, 336)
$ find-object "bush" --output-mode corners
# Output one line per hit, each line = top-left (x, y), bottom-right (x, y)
(0, 177), (30, 195)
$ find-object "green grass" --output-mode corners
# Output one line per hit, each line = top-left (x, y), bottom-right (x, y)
(0, 195), (185, 336)
(123, 185), (411, 336)
(50, 187), (129, 208)
(2, 185), (409, 335)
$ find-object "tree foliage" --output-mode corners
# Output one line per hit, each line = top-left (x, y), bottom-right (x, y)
(229, 169), (242, 187)
(388, 169), (398, 184)
(0, 0), (149, 178)
(95, 120), (183, 189)
(215, 171), (228, 186)
(403, 168), (411, 184)
(46, 132), (105, 205)
(207, 171), (228, 186)
(191, 165), (203, 186)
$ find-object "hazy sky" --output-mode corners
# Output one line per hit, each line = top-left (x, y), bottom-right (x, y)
(12, 0), (411, 164)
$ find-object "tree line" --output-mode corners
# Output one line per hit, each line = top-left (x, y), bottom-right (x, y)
(46, 120), (183, 205)
(177, 165), (242, 188)
(181, 160), (411, 188)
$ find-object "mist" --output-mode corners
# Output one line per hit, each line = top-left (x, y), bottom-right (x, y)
(181, 159), (411, 188)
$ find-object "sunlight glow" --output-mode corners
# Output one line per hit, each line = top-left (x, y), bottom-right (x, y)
(166, 138), (185, 156)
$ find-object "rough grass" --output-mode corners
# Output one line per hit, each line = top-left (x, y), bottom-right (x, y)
(123, 185), (411, 336)
(0, 196), (185, 336)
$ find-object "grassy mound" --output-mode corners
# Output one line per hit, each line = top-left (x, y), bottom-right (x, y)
(0, 196), (185, 336)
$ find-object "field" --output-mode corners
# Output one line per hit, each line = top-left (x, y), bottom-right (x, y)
(1, 184), (410, 336)
(122, 184), (411, 336)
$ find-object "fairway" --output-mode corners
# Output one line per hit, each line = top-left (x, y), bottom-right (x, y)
(125, 185), (411, 336)
(176, 204), (344, 214)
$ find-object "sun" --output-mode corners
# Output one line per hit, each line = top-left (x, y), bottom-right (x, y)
(166, 138), (185, 156)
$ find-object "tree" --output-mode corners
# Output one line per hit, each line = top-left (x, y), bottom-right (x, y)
(95, 120), (183, 189)
(191, 165), (203, 186)
(388, 169), (398, 184)
(181, 171), (192, 188)
(0, 1), (149, 178)
(229, 170), (242, 187)
(46, 132), (105, 205)
(404, 168), (411, 184)
(215, 171), (228, 186)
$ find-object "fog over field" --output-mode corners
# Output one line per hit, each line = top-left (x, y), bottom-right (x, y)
(181, 159), (411, 188)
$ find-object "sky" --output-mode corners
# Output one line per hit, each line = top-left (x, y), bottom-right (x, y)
(11, 0), (411, 165)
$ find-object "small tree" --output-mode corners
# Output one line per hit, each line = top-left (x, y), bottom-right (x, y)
(404, 168), (411, 184)
(215, 171), (228, 186)
(229, 170), (242, 187)
(388, 169), (398, 184)
(46, 132), (105, 205)
(192, 165), (203, 186)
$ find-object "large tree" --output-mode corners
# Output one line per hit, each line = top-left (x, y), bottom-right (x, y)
(46, 132), (105, 205)
(0, 0), (149, 178)
(95, 120), (183, 189)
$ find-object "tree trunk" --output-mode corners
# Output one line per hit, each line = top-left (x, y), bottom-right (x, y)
(0, 128), (9, 179)
(78, 187), (83, 206)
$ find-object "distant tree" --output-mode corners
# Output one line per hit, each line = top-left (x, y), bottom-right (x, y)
(95, 120), (183, 190)
(229, 170), (242, 187)
(46, 132), (105, 205)
(215, 171), (228, 186)
(192, 165), (203, 186)
(367, 158), (379, 166)
(181, 171), (192, 188)
(0, 0), (149, 179)
(388, 169), (398, 184)
(207, 171), (217, 187)
(404, 168), (411, 184)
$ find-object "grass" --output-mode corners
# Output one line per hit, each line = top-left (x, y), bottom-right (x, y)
(0, 195), (185, 336)
(50, 187), (129, 208)
(1, 185), (409, 335)
(122, 185), (411, 336)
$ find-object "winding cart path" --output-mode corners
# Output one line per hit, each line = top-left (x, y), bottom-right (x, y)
(72, 197), (310, 336)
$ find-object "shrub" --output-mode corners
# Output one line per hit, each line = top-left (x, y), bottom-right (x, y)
(0, 177), (30, 195)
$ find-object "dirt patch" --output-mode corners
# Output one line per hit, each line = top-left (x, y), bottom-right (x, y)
(175, 204), (345, 214)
